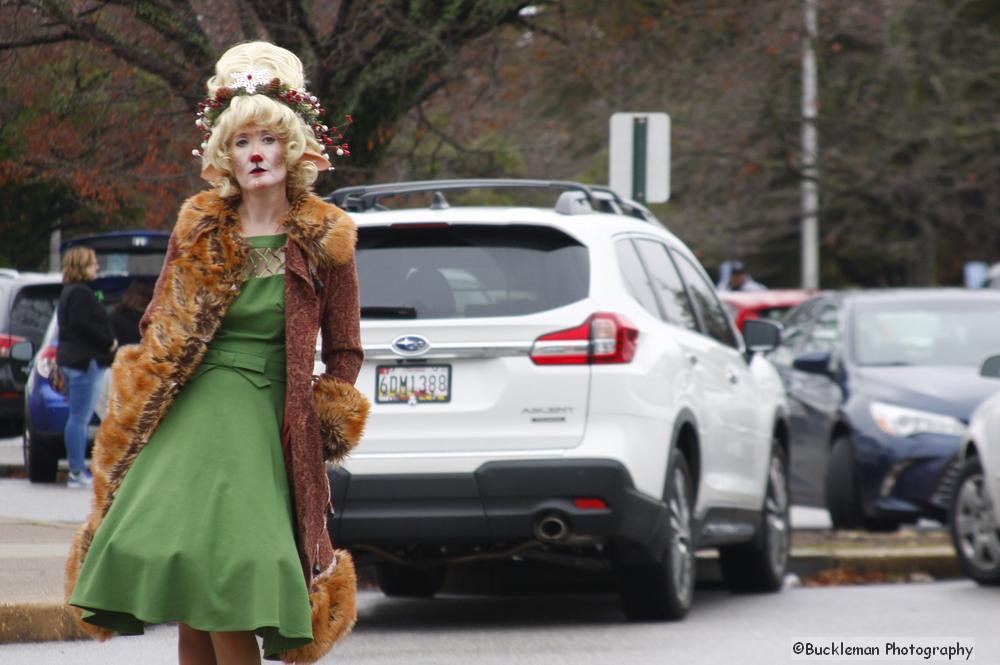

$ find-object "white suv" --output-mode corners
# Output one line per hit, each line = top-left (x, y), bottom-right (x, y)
(322, 180), (791, 620)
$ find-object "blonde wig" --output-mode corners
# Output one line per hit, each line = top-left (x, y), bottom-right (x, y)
(62, 247), (98, 284)
(201, 42), (326, 198)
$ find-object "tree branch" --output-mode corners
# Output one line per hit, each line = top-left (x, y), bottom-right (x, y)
(243, 0), (302, 52)
(414, 103), (496, 157)
(513, 15), (568, 45)
(291, 0), (321, 59)
(35, 0), (200, 102)
(101, 0), (211, 64)
(0, 32), (80, 50)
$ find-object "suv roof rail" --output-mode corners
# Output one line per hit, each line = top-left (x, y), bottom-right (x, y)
(327, 178), (659, 225)
(328, 178), (598, 213)
(587, 185), (659, 224)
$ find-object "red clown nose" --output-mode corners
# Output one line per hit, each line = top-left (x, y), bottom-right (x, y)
(250, 153), (263, 163)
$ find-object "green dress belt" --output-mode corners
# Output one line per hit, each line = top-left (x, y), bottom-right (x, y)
(195, 347), (286, 387)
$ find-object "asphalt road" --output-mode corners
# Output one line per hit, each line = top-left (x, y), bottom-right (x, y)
(1, 434), (977, 665)
(1, 582), (995, 664)
(0, 435), (835, 528)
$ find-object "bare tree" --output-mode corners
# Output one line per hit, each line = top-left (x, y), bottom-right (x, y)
(0, 0), (543, 173)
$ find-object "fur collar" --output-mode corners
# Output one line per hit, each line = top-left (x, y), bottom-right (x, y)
(176, 189), (356, 269)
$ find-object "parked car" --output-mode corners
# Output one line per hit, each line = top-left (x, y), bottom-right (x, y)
(0, 270), (63, 435)
(323, 179), (790, 619)
(769, 289), (1000, 530)
(719, 289), (813, 332)
(949, 354), (1000, 585)
(985, 263), (1000, 289)
(22, 230), (168, 482)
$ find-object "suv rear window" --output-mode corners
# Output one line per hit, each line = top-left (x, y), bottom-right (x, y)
(357, 225), (589, 319)
(10, 283), (62, 347)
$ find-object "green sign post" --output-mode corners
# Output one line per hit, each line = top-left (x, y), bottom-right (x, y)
(609, 112), (670, 204)
(631, 117), (648, 203)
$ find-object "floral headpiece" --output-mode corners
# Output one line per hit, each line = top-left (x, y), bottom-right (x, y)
(193, 68), (351, 169)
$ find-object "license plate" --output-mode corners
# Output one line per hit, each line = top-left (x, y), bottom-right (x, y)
(376, 364), (451, 404)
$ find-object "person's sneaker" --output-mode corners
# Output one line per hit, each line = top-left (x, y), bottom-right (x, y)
(67, 470), (93, 489)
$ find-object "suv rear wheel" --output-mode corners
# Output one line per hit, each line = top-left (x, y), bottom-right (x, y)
(24, 427), (58, 483)
(719, 442), (790, 592)
(0, 419), (20, 437)
(617, 454), (695, 621)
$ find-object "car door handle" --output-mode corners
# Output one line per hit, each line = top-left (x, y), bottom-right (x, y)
(685, 352), (698, 366)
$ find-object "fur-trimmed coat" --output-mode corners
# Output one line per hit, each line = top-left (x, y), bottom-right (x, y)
(65, 189), (370, 664)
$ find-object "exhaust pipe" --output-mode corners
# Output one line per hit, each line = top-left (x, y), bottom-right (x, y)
(534, 514), (570, 543)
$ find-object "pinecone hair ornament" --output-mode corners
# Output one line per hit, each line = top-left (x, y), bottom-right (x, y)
(192, 71), (352, 170)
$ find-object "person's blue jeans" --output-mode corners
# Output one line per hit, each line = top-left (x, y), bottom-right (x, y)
(61, 359), (105, 474)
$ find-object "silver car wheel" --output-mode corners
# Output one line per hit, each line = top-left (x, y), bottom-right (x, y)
(954, 470), (1000, 573)
(669, 466), (694, 606)
(765, 454), (790, 575)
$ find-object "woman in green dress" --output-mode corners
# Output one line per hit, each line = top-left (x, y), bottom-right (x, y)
(66, 42), (369, 665)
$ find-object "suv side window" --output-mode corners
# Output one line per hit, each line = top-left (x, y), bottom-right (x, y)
(770, 299), (824, 366)
(782, 300), (817, 330)
(671, 250), (739, 349)
(801, 304), (840, 354)
(615, 239), (660, 318)
(633, 239), (698, 332)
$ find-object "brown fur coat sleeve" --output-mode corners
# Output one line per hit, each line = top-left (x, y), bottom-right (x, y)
(312, 238), (369, 464)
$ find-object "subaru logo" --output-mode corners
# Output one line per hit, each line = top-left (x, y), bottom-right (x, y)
(392, 335), (430, 356)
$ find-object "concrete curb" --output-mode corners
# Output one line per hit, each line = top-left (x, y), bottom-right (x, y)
(787, 547), (962, 580)
(0, 465), (27, 479)
(0, 602), (88, 644)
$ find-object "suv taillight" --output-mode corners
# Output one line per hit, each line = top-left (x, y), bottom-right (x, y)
(530, 313), (639, 365)
(0, 334), (26, 359)
(35, 345), (58, 380)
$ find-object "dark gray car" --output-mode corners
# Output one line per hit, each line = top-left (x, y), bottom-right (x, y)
(0, 271), (63, 434)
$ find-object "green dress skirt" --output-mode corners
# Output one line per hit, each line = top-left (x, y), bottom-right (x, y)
(70, 234), (313, 659)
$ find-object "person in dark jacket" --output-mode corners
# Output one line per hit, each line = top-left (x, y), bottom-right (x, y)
(110, 279), (154, 347)
(57, 247), (117, 488)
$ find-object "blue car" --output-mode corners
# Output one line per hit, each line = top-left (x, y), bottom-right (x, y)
(22, 230), (168, 482)
(769, 289), (1000, 530)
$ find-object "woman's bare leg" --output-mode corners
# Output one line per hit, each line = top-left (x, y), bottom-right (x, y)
(178, 624), (217, 665)
(210, 630), (262, 665)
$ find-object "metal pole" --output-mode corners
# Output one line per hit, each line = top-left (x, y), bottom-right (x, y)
(631, 116), (648, 204)
(49, 228), (61, 274)
(801, 0), (819, 290)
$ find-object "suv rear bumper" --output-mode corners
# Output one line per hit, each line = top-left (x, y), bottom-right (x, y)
(328, 459), (667, 555)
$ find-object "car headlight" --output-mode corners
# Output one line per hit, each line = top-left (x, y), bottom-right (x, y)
(870, 401), (967, 438)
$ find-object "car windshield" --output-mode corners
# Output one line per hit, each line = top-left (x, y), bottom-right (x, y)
(852, 300), (1000, 367)
(356, 224), (589, 319)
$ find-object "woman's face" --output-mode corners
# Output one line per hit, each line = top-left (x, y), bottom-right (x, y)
(229, 124), (287, 192)
(86, 256), (99, 281)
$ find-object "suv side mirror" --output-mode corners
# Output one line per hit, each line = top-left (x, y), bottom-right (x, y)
(793, 350), (833, 376)
(981, 354), (1000, 379)
(743, 319), (781, 353)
